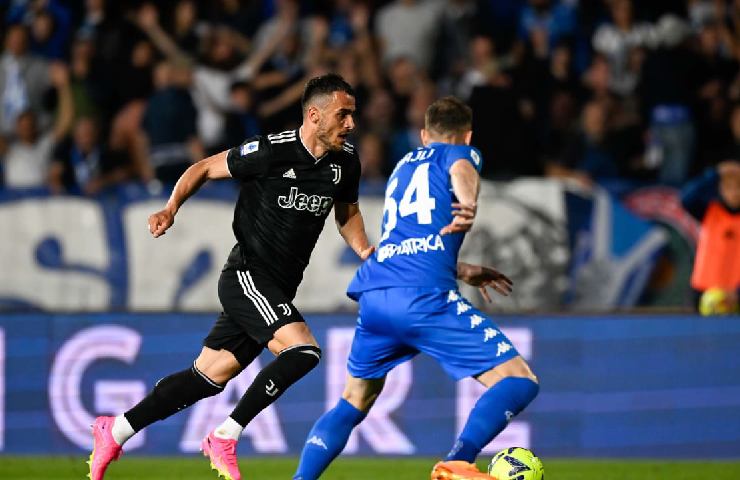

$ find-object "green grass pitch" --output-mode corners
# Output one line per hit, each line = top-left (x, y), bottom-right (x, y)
(0, 456), (739, 479)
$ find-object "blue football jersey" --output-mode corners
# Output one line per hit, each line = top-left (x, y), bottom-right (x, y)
(347, 142), (482, 299)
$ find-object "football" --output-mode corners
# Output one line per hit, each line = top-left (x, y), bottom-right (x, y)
(699, 288), (740, 316)
(487, 447), (545, 480)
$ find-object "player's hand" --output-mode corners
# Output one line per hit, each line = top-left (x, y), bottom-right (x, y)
(457, 262), (513, 302)
(440, 202), (476, 236)
(359, 245), (376, 261)
(148, 208), (175, 238)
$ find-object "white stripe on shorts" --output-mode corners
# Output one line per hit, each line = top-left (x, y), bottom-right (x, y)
(243, 270), (279, 323)
(236, 270), (277, 325)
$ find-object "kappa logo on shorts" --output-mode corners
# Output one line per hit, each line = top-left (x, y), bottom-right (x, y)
(470, 314), (484, 328)
(483, 328), (498, 342)
(456, 302), (471, 315)
(495, 341), (513, 357)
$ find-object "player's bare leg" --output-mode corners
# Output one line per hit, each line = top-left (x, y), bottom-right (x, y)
(431, 356), (539, 480)
(205, 322), (322, 480)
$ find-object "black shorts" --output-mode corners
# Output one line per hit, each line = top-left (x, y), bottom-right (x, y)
(203, 265), (305, 366)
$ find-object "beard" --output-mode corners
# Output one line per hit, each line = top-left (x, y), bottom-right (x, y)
(316, 122), (342, 152)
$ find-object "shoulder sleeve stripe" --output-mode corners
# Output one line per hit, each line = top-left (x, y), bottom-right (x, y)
(271, 137), (297, 144)
(268, 130), (296, 141)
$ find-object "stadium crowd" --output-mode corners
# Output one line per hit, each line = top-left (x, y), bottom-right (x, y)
(0, 0), (739, 195)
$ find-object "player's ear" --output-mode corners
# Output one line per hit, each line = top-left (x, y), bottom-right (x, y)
(308, 105), (321, 125)
(420, 129), (429, 146)
(464, 130), (472, 145)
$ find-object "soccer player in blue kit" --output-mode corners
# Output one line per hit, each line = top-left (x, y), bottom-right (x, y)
(293, 97), (540, 480)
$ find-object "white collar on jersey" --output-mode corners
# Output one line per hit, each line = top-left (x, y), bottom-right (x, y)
(298, 126), (328, 164)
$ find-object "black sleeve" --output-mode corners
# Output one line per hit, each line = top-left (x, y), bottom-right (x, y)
(336, 150), (361, 203)
(226, 135), (271, 181)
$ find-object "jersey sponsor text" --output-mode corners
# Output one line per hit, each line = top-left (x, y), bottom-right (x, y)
(376, 233), (445, 263)
(277, 187), (334, 216)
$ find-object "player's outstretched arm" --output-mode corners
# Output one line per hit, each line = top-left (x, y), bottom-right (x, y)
(148, 150), (231, 238)
(457, 262), (513, 302)
(441, 159), (480, 236)
(334, 202), (375, 260)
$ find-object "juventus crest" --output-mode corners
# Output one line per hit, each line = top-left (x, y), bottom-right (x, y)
(330, 164), (341, 184)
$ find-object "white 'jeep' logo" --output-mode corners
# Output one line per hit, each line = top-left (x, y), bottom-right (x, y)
(278, 187), (333, 216)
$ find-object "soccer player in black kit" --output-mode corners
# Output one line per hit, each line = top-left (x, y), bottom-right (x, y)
(88, 74), (374, 480)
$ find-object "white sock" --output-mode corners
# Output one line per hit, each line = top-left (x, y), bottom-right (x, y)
(214, 417), (243, 441)
(111, 415), (136, 446)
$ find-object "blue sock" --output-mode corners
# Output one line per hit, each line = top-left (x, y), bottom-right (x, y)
(446, 377), (539, 462)
(293, 398), (366, 480)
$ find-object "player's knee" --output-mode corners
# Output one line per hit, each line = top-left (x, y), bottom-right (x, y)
(341, 388), (379, 413)
(498, 356), (538, 383)
(280, 344), (322, 375)
(341, 377), (384, 412)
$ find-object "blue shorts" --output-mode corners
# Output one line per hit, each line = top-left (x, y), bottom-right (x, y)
(347, 287), (520, 381)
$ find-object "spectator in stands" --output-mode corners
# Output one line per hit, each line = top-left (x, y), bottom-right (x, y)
(718, 104), (740, 162)
(6, 0), (71, 60)
(0, 62), (73, 189)
(436, 0), (478, 80)
(455, 34), (500, 101)
(68, 35), (107, 121)
(0, 24), (49, 135)
(517, 0), (577, 57)
(360, 88), (396, 143)
(375, 0), (446, 72)
(681, 160), (740, 308)
(49, 116), (129, 195)
(389, 80), (436, 165)
(106, 35), (156, 181)
(137, 1), (294, 150)
(222, 80), (261, 148)
(592, 0), (656, 96)
(205, 0), (264, 40)
(387, 56), (424, 129)
(693, 19), (739, 172)
(546, 100), (621, 188)
(346, 2), (383, 94)
(31, 5), (71, 60)
(358, 131), (388, 193)
(138, 61), (203, 185)
(639, 14), (699, 186)
(168, 0), (201, 57)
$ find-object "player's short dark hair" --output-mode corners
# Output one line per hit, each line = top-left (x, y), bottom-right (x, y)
(301, 74), (355, 114)
(425, 96), (473, 136)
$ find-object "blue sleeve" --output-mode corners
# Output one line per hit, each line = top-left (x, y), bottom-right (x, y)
(680, 168), (719, 220)
(444, 145), (483, 173)
(7, 6), (26, 23)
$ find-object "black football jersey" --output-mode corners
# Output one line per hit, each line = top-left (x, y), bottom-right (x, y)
(224, 129), (361, 298)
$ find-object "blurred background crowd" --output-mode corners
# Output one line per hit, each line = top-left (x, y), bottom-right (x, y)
(1, 0), (740, 193)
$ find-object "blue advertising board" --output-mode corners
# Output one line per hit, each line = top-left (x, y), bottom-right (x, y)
(0, 313), (738, 458)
